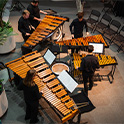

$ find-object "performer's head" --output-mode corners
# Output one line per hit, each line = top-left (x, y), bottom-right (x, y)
(77, 12), (84, 22)
(88, 45), (94, 53)
(22, 10), (30, 19)
(23, 69), (36, 87)
(32, 0), (39, 6)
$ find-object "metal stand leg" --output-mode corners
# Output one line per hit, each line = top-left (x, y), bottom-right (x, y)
(68, 113), (83, 124)
(117, 44), (123, 52)
(107, 65), (116, 83)
(6, 67), (14, 87)
(100, 65), (116, 84)
(77, 113), (81, 124)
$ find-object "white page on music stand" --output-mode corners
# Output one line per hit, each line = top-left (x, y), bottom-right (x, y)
(44, 49), (56, 65)
(57, 70), (78, 93)
(89, 43), (104, 54)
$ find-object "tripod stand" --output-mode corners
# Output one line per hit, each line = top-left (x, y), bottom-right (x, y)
(10, 0), (25, 12)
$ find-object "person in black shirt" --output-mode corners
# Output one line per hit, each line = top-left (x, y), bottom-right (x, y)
(69, 12), (89, 54)
(18, 10), (35, 42)
(27, 0), (47, 28)
(23, 69), (42, 123)
(77, 45), (100, 96)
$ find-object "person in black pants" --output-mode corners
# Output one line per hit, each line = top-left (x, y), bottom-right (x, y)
(69, 12), (89, 54)
(23, 69), (42, 123)
(27, 0), (47, 28)
(18, 10), (35, 42)
(76, 45), (100, 96)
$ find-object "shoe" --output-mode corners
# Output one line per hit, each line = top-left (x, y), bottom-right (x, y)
(25, 116), (30, 120)
(88, 87), (92, 90)
(30, 118), (39, 123)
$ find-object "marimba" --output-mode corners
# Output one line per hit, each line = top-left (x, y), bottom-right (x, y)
(5, 51), (79, 123)
(23, 15), (69, 48)
(73, 53), (118, 83)
(73, 53), (117, 69)
(55, 34), (109, 48)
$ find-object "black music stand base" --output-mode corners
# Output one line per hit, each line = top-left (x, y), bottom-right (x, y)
(70, 92), (96, 124)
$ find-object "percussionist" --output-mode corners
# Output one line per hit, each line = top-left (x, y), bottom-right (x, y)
(69, 12), (89, 54)
(18, 10), (35, 42)
(27, 0), (47, 28)
(76, 45), (100, 96)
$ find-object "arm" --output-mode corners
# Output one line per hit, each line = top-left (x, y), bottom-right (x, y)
(69, 20), (74, 38)
(96, 58), (100, 69)
(84, 19), (88, 33)
(31, 25), (35, 30)
(33, 17), (42, 22)
(40, 10), (47, 14)
(27, 6), (42, 22)
(29, 13), (41, 22)
(69, 20), (74, 34)
(34, 85), (42, 100)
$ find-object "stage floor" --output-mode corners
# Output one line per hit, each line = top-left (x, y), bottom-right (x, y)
(1, 1), (124, 124)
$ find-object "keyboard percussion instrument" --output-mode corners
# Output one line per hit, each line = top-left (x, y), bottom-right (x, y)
(23, 15), (69, 48)
(55, 34), (109, 48)
(73, 53), (117, 69)
(3, 4), (119, 122)
(73, 53), (117, 83)
(6, 51), (79, 123)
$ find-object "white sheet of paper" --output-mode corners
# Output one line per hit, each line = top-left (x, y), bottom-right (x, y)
(57, 70), (78, 93)
(44, 49), (56, 65)
(89, 43), (104, 54)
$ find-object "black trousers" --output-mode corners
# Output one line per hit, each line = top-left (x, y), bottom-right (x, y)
(71, 34), (83, 54)
(22, 34), (30, 42)
(25, 101), (39, 123)
(82, 73), (94, 96)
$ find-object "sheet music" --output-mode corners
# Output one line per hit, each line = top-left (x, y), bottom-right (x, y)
(57, 70), (78, 93)
(44, 49), (56, 65)
(89, 43), (104, 54)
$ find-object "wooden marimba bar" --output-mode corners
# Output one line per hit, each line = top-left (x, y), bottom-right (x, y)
(23, 15), (69, 48)
(55, 34), (109, 48)
(73, 53), (118, 77)
(5, 51), (79, 123)
(73, 53), (117, 69)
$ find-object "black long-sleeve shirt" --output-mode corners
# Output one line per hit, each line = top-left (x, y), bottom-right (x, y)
(69, 18), (88, 36)
(18, 16), (32, 35)
(23, 83), (42, 102)
(27, 4), (40, 28)
(79, 54), (100, 74)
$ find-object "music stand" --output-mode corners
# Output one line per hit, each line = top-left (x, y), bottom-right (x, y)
(71, 91), (95, 124)
(88, 42), (104, 54)
(49, 44), (68, 60)
(10, 0), (25, 12)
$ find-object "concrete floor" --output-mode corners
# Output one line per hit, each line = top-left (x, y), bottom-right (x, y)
(1, 1), (124, 124)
